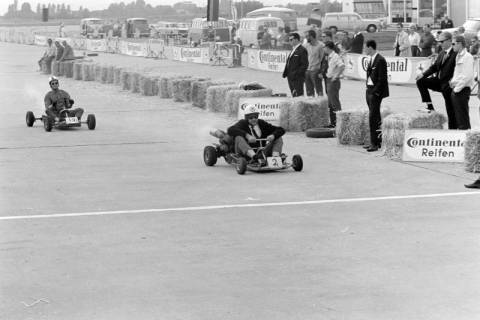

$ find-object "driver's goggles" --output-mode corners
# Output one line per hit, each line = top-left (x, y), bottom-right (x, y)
(50, 81), (59, 85)
(246, 115), (259, 120)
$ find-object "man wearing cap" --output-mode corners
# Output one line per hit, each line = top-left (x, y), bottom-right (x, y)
(227, 105), (285, 162)
(415, 31), (457, 128)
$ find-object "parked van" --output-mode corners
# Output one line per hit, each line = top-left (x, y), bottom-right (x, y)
(237, 17), (284, 47)
(126, 18), (150, 38)
(246, 7), (297, 31)
(80, 18), (106, 38)
(188, 18), (230, 43)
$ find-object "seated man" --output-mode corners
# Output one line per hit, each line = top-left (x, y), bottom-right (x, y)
(44, 76), (84, 121)
(227, 104), (285, 162)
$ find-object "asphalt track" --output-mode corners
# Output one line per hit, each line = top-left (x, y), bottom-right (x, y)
(1, 42), (480, 320)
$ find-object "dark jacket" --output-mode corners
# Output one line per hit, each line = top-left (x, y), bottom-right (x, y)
(227, 119), (285, 148)
(350, 32), (364, 54)
(440, 19), (454, 29)
(366, 53), (389, 98)
(282, 44), (308, 79)
(422, 48), (457, 90)
(419, 31), (435, 57)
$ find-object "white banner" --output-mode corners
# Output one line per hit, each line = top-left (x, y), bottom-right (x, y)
(247, 49), (287, 73)
(119, 40), (148, 57)
(86, 39), (107, 52)
(402, 129), (466, 162)
(172, 46), (210, 64)
(238, 97), (290, 125)
(34, 35), (48, 46)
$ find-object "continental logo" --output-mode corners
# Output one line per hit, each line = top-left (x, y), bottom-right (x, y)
(406, 137), (463, 148)
(258, 51), (287, 64)
(361, 57), (409, 72)
(240, 102), (281, 110)
(181, 48), (201, 58)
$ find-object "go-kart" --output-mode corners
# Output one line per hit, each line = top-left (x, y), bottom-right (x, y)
(203, 129), (303, 175)
(25, 108), (96, 132)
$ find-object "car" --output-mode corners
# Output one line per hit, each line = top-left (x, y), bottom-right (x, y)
(322, 12), (385, 33)
(433, 18), (480, 42)
(80, 18), (110, 39)
(25, 108), (96, 132)
(203, 129), (303, 175)
(126, 18), (150, 38)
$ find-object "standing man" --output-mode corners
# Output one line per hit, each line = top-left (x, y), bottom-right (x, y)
(450, 35), (474, 130)
(364, 40), (389, 152)
(440, 16), (454, 29)
(408, 25), (421, 56)
(393, 23), (409, 56)
(350, 26), (364, 54)
(324, 41), (345, 127)
(419, 24), (435, 57)
(304, 30), (325, 97)
(415, 32), (457, 128)
(282, 32), (308, 97)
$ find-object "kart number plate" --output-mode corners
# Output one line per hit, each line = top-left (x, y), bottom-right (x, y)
(267, 156), (282, 168)
(65, 117), (79, 124)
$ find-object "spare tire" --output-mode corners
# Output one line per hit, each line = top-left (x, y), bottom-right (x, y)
(305, 127), (335, 138)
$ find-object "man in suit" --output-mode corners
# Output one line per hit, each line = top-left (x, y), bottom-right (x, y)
(415, 32), (457, 128)
(440, 16), (454, 29)
(419, 24), (435, 57)
(350, 26), (364, 54)
(364, 40), (389, 152)
(282, 32), (309, 97)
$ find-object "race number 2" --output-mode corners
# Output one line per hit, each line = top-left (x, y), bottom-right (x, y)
(267, 156), (282, 168)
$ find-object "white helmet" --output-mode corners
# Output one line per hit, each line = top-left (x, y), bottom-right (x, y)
(48, 76), (59, 86)
(244, 104), (259, 118)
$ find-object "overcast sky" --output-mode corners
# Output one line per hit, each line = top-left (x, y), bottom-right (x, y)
(1, 0), (322, 15)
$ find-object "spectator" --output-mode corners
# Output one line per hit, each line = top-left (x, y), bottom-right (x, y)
(394, 23), (410, 56)
(282, 32), (309, 97)
(54, 41), (64, 61)
(342, 31), (353, 52)
(469, 36), (479, 55)
(440, 16), (454, 29)
(419, 24), (435, 57)
(277, 27), (290, 49)
(364, 40), (389, 152)
(415, 32), (457, 127)
(256, 25), (265, 48)
(261, 28), (272, 49)
(58, 22), (65, 37)
(38, 38), (56, 72)
(324, 41), (345, 127)
(304, 29), (325, 97)
(329, 26), (338, 42)
(408, 25), (421, 56)
(450, 35), (474, 130)
(60, 40), (75, 61)
(350, 26), (364, 54)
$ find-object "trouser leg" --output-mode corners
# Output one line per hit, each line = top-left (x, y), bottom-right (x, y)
(327, 79), (341, 126)
(312, 69), (323, 96)
(234, 136), (252, 156)
(305, 70), (315, 97)
(288, 77), (304, 97)
(451, 88), (471, 130)
(263, 137), (283, 156)
(442, 87), (457, 129)
(416, 77), (441, 103)
(367, 90), (382, 146)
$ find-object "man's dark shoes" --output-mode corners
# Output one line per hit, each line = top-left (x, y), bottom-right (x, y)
(465, 179), (480, 189)
(366, 145), (379, 152)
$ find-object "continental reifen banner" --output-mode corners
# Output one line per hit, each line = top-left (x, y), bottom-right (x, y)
(402, 129), (466, 162)
(248, 49), (287, 72)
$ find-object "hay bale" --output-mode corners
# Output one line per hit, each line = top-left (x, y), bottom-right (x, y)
(279, 97), (330, 131)
(225, 88), (273, 117)
(152, 78), (160, 96)
(382, 111), (447, 159)
(464, 131), (480, 173)
(159, 74), (187, 99)
(192, 80), (236, 109)
(113, 67), (123, 86)
(140, 75), (155, 96)
(335, 109), (366, 145)
(94, 64), (102, 82)
(73, 62), (83, 80)
(362, 106), (394, 145)
(171, 77), (209, 102)
(100, 65), (109, 84)
(167, 75), (191, 99)
(106, 65), (115, 84)
(130, 72), (141, 93)
(121, 71), (132, 91)
(58, 61), (66, 77)
(64, 61), (74, 78)
(82, 63), (95, 81)
(206, 84), (239, 113)
(51, 60), (61, 76)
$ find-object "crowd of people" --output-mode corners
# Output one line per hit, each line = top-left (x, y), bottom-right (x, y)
(38, 38), (75, 73)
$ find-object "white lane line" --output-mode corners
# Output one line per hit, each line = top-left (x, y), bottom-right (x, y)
(1, 191), (479, 221)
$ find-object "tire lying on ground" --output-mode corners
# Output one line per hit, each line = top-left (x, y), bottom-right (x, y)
(305, 127), (335, 138)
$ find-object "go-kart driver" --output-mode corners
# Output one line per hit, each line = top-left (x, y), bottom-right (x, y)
(44, 76), (84, 121)
(227, 104), (285, 162)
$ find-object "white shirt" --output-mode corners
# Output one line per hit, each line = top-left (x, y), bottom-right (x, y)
(326, 51), (344, 79)
(408, 32), (421, 46)
(450, 48), (475, 93)
(288, 43), (302, 59)
(367, 53), (378, 85)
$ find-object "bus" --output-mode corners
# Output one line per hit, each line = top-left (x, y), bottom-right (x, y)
(246, 7), (298, 31)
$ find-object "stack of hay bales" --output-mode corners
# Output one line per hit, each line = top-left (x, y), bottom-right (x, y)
(382, 111), (447, 159)
(106, 65), (115, 84)
(113, 67), (123, 86)
(335, 109), (366, 145)
(225, 88), (273, 116)
(464, 131), (480, 173)
(139, 75), (158, 96)
(159, 74), (187, 99)
(100, 65), (109, 84)
(94, 64), (102, 82)
(130, 72), (141, 93)
(362, 107), (393, 145)
(206, 84), (239, 113)
(171, 77), (210, 102)
(279, 97), (330, 131)
(51, 60), (61, 76)
(73, 62), (83, 80)
(63, 61), (74, 78)
(82, 63), (95, 81)
(120, 70), (132, 90)
(192, 80), (235, 109)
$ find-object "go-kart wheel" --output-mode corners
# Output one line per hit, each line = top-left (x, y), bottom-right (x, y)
(203, 146), (217, 166)
(26, 111), (35, 127)
(236, 157), (247, 175)
(87, 114), (96, 130)
(292, 154), (303, 172)
(43, 117), (53, 132)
